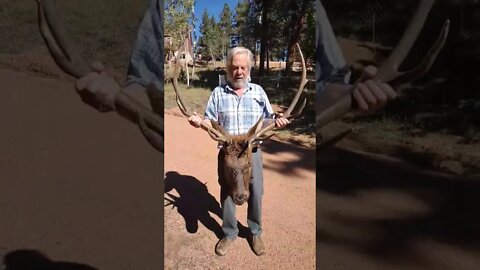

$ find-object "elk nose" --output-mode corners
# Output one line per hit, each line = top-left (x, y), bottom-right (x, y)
(234, 194), (247, 204)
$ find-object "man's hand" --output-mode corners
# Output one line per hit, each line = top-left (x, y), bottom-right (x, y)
(275, 114), (290, 128)
(352, 65), (397, 111)
(74, 62), (120, 112)
(188, 112), (204, 128)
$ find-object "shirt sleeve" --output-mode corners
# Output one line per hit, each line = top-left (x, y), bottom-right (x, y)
(204, 88), (219, 121)
(125, 0), (164, 92)
(316, 0), (351, 93)
(260, 87), (275, 119)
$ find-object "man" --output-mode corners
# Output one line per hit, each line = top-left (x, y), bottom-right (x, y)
(188, 46), (289, 256)
(75, 0), (163, 112)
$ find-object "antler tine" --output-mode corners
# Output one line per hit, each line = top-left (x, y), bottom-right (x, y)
(250, 43), (308, 141)
(172, 58), (192, 117)
(316, 0), (449, 133)
(39, 0), (91, 75)
(138, 109), (164, 152)
(36, 0), (164, 152)
(284, 43), (308, 118)
(170, 52), (229, 143)
(392, 19), (450, 86)
(209, 121), (231, 143)
(376, 0), (435, 82)
(37, 0), (87, 78)
(289, 98), (307, 119)
(317, 128), (352, 150)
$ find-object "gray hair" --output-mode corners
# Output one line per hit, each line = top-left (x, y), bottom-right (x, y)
(226, 46), (254, 71)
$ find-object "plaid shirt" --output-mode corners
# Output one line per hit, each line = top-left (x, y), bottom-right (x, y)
(125, 0), (163, 91)
(316, 0), (350, 93)
(205, 83), (274, 136)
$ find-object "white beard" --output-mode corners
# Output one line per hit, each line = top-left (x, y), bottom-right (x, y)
(229, 77), (248, 89)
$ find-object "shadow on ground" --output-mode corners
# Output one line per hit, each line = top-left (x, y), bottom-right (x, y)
(261, 139), (315, 177)
(3, 249), (97, 270)
(317, 146), (480, 266)
(164, 171), (224, 239)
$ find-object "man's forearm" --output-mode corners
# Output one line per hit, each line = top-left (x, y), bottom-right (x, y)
(201, 119), (212, 131)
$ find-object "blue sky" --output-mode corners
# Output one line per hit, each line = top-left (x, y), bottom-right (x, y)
(193, 0), (239, 39)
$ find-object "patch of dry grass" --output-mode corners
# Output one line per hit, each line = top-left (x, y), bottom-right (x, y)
(164, 82), (212, 115)
(0, 0), (148, 78)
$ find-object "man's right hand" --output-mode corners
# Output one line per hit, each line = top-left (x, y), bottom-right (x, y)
(188, 112), (203, 128)
(74, 62), (120, 112)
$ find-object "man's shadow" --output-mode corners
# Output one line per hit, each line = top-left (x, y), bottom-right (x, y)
(3, 249), (97, 270)
(164, 171), (225, 239)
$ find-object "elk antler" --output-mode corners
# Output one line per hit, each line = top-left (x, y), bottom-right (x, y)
(316, 0), (450, 139)
(248, 43), (308, 144)
(35, 0), (164, 152)
(171, 55), (229, 143)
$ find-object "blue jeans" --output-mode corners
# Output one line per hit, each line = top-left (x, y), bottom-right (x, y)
(218, 148), (264, 239)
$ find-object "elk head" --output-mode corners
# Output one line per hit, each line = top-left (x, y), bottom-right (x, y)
(173, 43), (308, 205)
(316, 0), (450, 148)
(213, 120), (263, 205)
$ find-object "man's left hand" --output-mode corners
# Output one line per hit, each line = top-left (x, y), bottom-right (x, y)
(275, 116), (289, 128)
(352, 65), (397, 111)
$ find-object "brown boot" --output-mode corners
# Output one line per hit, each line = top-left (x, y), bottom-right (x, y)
(215, 237), (235, 256)
(250, 235), (266, 256)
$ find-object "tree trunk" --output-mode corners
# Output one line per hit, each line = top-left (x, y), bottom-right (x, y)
(266, 45), (270, 71)
(259, 0), (269, 75)
(253, 41), (257, 69)
(168, 51), (172, 76)
(185, 60), (190, 87)
(191, 62), (195, 79)
(285, 0), (310, 73)
(210, 51), (216, 67)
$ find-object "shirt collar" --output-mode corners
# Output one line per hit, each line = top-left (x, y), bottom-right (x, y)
(225, 82), (252, 94)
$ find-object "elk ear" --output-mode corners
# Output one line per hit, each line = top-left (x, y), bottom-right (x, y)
(250, 140), (262, 149)
(240, 140), (259, 157)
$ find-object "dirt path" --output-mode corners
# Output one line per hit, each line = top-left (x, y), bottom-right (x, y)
(164, 111), (316, 270)
(0, 68), (163, 269)
(317, 146), (480, 270)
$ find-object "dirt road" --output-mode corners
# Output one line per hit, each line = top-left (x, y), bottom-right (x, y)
(0, 68), (163, 269)
(317, 146), (480, 270)
(164, 111), (316, 270)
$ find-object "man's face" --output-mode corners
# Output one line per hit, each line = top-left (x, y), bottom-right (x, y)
(228, 53), (250, 89)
